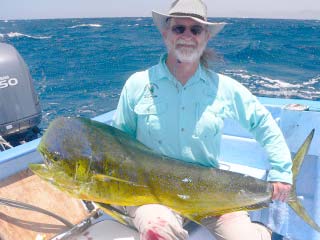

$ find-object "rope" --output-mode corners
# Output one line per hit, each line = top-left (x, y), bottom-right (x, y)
(0, 135), (13, 151)
(0, 197), (74, 228)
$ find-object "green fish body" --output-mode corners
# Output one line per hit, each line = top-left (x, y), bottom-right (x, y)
(30, 117), (320, 232)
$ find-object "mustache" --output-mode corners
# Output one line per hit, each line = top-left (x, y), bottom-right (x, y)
(175, 39), (197, 47)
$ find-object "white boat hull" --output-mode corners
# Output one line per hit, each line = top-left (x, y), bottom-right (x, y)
(1, 98), (320, 240)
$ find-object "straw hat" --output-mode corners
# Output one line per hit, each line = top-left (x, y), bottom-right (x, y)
(152, 0), (226, 37)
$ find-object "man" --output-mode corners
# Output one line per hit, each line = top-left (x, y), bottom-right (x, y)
(113, 0), (292, 239)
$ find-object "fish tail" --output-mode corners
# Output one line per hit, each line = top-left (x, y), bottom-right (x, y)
(289, 197), (320, 232)
(288, 129), (320, 232)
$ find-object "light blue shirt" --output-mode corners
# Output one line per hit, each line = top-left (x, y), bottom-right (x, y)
(113, 55), (292, 184)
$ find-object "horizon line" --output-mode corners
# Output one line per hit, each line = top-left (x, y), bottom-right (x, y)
(1, 15), (319, 21)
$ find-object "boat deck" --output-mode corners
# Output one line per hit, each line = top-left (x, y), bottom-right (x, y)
(1, 97), (320, 240)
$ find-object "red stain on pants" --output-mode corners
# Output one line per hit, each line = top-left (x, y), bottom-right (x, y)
(145, 229), (166, 240)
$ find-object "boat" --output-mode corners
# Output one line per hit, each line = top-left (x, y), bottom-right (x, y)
(0, 44), (320, 240)
(0, 42), (41, 151)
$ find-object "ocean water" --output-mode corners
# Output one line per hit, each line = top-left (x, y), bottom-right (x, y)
(0, 17), (319, 129)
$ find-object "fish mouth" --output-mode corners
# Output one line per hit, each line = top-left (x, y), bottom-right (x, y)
(38, 152), (54, 169)
(43, 154), (55, 167)
(29, 163), (80, 192)
(38, 145), (62, 168)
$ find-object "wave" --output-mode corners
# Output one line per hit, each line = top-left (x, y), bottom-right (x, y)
(302, 75), (320, 86)
(126, 24), (140, 27)
(68, 24), (102, 29)
(5, 32), (51, 39)
(223, 69), (320, 100)
(256, 89), (320, 100)
(224, 69), (302, 88)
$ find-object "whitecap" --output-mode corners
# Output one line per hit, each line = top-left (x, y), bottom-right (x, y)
(303, 75), (320, 86)
(224, 69), (252, 80)
(222, 69), (320, 99)
(78, 109), (95, 114)
(7, 32), (25, 38)
(260, 77), (302, 89)
(68, 24), (102, 29)
(224, 69), (302, 89)
(7, 32), (51, 39)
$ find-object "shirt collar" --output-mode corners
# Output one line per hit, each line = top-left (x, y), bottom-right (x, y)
(153, 54), (210, 86)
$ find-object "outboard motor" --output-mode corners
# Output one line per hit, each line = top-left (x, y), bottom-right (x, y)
(0, 43), (41, 149)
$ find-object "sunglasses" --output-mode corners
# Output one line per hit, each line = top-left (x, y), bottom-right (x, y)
(171, 25), (205, 36)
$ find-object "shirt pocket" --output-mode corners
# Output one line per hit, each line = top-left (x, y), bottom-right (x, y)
(134, 102), (168, 141)
(193, 102), (225, 139)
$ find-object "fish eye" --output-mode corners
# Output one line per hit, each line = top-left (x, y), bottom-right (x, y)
(51, 151), (61, 161)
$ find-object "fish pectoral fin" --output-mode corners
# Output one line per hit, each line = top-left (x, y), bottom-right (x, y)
(93, 174), (134, 184)
(93, 174), (147, 188)
(181, 213), (202, 225)
(95, 202), (132, 226)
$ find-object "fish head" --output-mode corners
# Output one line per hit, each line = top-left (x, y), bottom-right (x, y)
(36, 117), (94, 181)
(37, 141), (76, 176)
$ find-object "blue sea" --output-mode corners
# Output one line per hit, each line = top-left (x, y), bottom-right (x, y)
(0, 17), (319, 129)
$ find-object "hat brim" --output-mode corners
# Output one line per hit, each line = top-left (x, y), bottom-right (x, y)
(152, 11), (226, 37)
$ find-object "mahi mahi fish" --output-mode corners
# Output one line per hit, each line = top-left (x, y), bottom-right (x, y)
(29, 117), (320, 232)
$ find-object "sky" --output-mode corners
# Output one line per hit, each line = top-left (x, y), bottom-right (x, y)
(1, 0), (319, 20)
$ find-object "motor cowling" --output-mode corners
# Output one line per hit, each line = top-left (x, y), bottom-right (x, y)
(0, 42), (41, 138)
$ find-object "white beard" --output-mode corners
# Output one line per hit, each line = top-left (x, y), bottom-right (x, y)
(165, 38), (206, 63)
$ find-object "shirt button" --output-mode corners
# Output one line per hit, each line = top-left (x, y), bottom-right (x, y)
(181, 106), (185, 110)
(181, 128), (185, 132)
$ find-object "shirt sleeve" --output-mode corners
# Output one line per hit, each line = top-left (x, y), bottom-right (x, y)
(112, 84), (137, 138)
(232, 83), (293, 184)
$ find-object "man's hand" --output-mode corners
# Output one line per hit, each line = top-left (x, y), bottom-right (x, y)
(271, 182), (292, 202)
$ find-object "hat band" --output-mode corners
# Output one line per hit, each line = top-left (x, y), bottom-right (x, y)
(169, 12), (206, 21)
